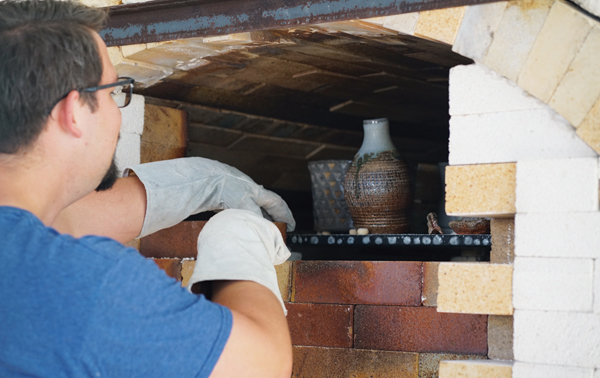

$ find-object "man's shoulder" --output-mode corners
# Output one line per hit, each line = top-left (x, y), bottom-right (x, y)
(0, 206), (137, 265)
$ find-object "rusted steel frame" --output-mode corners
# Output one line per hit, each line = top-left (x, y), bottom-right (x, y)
(101, 0), (504, 47)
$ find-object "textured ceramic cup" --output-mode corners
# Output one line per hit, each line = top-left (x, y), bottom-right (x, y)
(308, 160), (354, 232)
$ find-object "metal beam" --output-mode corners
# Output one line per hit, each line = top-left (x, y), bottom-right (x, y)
(101, 0), (504, 47)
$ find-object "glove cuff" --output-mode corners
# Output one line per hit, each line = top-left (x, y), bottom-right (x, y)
(187, 266), (287, 316)
(124, 158), (223, 238)
(187, 209), (291, 315)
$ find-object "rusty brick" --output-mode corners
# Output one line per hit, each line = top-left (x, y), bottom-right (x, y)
(140, 221), (206, 258)
(292, 346), (418, 378)
(140, 220), (286, 259)
(152, 258), (182, 280)
(286, 303), (353, 348)
(422, 262), (439, 307)
(293, 261), (422, 305)
(354, 306), (487, 355)
(418, 353), (486, 378)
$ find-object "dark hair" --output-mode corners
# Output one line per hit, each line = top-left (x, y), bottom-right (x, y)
(0, 0), (108, 154)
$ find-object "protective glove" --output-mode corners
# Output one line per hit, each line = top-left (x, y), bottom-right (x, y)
(124, 157), (296, 238)
(187, 209), (291, 314)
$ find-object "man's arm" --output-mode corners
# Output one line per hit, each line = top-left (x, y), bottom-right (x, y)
(209, 281), (293, 378)
(53, 158), (295, 243)
(52, 176), (146, 243)
(187, 210), (293, 377)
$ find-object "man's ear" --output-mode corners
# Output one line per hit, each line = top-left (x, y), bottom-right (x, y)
(53, 90), (83, 138)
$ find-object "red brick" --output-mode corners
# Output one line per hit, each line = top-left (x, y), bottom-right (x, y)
(140, 220), (286, 258)
(140, 221), (206, 258)
(293, 261), (422, 305)
(152, 258), (182, 280)
(292, 346), (418, 378)
(354, 306), (487, 355)
(286, 303), (353, 348)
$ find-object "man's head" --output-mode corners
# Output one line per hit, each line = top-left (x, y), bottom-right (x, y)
(0, 0), (124, 192)
(0, 0), (107, 154)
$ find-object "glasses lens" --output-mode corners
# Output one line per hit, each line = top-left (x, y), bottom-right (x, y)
(111, 82), (132, 108)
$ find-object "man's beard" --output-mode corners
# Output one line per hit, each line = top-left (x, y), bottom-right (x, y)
(95, 157), (118, 192)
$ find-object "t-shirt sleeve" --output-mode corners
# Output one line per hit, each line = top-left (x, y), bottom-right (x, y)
(80, 240), (232, 378)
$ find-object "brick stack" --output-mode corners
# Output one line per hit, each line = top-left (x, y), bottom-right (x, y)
(436, 1), (600, 376)
(287, 261), (487, 377)
(139, 226), (489, 378)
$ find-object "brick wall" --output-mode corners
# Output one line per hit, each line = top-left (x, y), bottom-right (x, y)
(108, 1), (600, 376)
(442, 1), (600, 374)
(140, 226), (489, 378)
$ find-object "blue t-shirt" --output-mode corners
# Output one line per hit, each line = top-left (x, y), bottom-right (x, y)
(0, 207), (232, 377)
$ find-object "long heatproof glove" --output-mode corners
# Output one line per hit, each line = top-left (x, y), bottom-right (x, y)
(124, 157), (296, 239)
(187, 209), (291, 315)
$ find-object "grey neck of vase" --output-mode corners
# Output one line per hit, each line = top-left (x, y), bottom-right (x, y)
(356, 120), (397, 157)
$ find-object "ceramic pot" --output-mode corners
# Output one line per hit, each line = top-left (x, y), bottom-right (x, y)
(343, 118), (412, 234)
(308, 160), (354, 232)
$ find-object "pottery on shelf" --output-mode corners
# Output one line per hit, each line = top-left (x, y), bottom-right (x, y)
(308, 160), (354, 232)
(343, 118), (413, 234)
(449, 217), (491, 235)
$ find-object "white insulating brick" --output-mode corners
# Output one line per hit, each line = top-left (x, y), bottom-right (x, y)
(382, 13), (419, 35)
(119, 94), (145, 135)
(448, 109), (597, 165)
(572, 0), (600, 18)
(595, 260), (600, 313)
(514, 309), (600, 368)
(513, 362), (594, 378)
(550, 26), (600, 127)
(449, 63), (545, 116)
(115, 132), (141, 175)
(114, 59), (173, 87)
(596, 369), (600, 378)
(452, 2), (507, 62)
(516, 158), (599, 213)
(517, 0), (592, 103)
(516, 212), (600, 259)
(484, 0), (554, 82)
(513, 257), (593, 312)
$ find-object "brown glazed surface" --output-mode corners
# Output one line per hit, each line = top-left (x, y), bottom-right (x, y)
(448, 218), (491, 234)
(343, 151), (412, 234)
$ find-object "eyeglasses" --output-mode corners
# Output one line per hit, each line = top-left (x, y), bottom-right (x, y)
(46, 77), (135, 115)
(82, 77), (135, 108)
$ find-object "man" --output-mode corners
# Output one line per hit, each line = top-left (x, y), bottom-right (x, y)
(0, 1), (294, 377)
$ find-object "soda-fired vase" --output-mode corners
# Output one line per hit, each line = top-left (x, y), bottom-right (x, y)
(343, 118), (413, 234)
